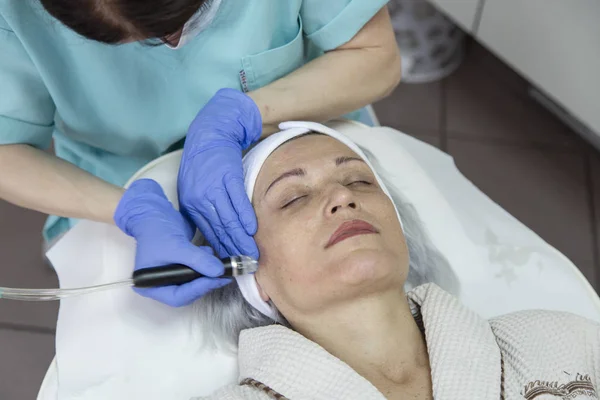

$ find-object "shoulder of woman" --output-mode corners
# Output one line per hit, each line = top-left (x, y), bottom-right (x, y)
(489, 309), (599, 335)
(192, 383), (273, 400)
(489, 310), (599, 365)
(489, 309), (599, 344)
(488, 310), (600, 395)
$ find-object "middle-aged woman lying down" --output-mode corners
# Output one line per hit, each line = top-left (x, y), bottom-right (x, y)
(188, 125), (600, 400)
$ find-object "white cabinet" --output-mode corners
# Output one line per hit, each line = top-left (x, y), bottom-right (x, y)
(432, 0), (600, 136)
(427, 0), (481, 32)
(477, 0), (600, 136)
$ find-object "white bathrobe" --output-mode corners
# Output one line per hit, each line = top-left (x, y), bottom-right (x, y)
(195, 284), (600, 400)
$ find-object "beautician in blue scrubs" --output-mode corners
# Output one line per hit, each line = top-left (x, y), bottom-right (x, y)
(0, 0), (400, 306)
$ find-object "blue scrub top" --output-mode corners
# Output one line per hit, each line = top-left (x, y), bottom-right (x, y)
(0, 0), (387, 240)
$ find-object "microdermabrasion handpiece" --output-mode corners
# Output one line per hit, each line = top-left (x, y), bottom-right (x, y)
(132, 256), (258, 287)
(0, 256), (258, 301)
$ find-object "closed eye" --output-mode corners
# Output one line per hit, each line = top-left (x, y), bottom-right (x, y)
(281, 195), (307, 209)
(346, 180), (372, 186)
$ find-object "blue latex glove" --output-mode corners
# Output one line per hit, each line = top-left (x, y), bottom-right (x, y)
(114, 179), (231, 307)
(178, 88), (262, 259)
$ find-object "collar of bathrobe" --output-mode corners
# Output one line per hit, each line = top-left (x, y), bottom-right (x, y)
(236, 284), (502, 399)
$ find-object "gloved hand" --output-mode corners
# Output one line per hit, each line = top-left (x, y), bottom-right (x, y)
(178, 88), (262, 259)
(114, 179), (231, 307)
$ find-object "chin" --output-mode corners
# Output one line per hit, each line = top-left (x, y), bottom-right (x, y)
(333, 246), (401, 288)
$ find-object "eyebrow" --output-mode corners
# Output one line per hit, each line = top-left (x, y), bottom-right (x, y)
(264, 168), (306, 195)
(264, 156), (366, 195)
(335, 156), (365, 166)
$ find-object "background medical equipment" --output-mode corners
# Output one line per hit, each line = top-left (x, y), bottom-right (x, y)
(0, 256), (257, 301)
(389, 0), (465, 83)
(38, 120), (600, 400)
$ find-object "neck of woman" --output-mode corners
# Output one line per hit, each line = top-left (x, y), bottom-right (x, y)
(294, 290), (432, 397)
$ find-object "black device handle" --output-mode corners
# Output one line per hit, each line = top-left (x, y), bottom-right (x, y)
(132, 265), (204, 288)
(132, 257), (236, 288)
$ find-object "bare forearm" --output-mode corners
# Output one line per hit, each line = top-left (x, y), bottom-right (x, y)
(248, 8), (401, 136)
(0, 144), (124, 224)
(249, 48), (400, 135)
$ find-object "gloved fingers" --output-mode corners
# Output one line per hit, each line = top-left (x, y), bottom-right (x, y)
(216, 219), (258, 260)
(115, 178), (170, 235)
(133, 278), (231, 307)
(216, 222), (258, 261)
(211, 189), (256, 257)
(211, 214), (243, 258)
(224, 175), (258, 235)
(128, 178), (167, 197)
(179, 244), (225, 277)
(188, 207), (226, 257)
(207, 188), (243, 254)
(132, 243), (230, 307)
(186, 89), (262, 148)
(134, 240), (223, 275)
(198, 198), (228, 246)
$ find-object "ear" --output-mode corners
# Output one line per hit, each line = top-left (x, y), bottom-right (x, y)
(254, 273), (271, 302)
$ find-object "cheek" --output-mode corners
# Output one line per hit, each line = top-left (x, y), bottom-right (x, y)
(373, 197), (408, 256)
(255, 213), (306, 274)
(254, 210), (323, 297)
(386, 211), (406, 247)
(386, 211), (410, 271)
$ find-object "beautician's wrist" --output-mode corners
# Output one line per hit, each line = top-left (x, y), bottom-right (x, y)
(260, 124), (279, 137)
(247, 91), (278, 138)
(107, 186), (127, 226)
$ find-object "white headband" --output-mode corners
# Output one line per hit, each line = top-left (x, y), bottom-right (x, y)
(235, 121), (403, 319)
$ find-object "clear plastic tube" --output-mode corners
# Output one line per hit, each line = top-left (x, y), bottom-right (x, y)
(0, 256), (258, 302)
(0, 280), (133, 301)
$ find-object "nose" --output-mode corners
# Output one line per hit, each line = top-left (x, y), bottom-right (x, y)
(330, 202), (356, 214)
(326, 186), (359, 215)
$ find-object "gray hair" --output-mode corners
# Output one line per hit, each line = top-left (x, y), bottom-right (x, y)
(194, 146), (460, 348)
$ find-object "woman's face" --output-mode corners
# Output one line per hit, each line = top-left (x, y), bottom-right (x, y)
(252, 135), (409, 320)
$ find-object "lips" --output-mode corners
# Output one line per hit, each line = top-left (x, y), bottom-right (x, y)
(326, 220), (379, 249)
